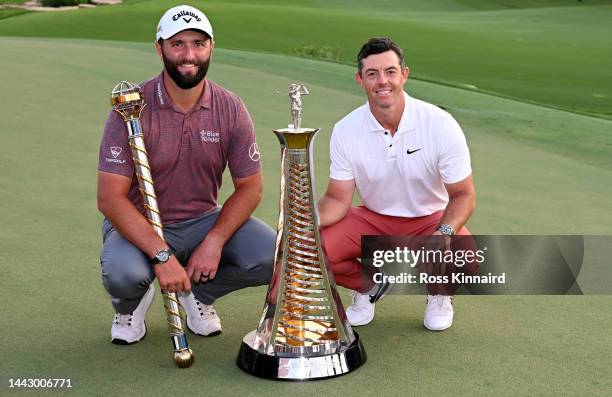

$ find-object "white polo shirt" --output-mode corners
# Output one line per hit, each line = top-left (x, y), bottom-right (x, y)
(329, 92), (471, 217)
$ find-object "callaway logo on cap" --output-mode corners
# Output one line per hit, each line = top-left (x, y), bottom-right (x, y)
(156, 5), (214, 41)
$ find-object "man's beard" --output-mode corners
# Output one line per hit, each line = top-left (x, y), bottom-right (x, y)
(162, 51), (210, 89)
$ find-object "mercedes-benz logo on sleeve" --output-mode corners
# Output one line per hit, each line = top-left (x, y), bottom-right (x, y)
(249, 143), (261, 161)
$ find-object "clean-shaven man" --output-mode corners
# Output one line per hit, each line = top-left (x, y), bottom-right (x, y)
(319, 37), (477, 331)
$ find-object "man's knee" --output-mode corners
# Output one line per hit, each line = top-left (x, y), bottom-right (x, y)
(321, 226), (337, 262)
(243, 256), (274, 285)
(101, 239), (154, 299)
(101, 258), (153, 298)
(321, 224), (355, 265)
(235, 237), (275, 285)
(222, 217), (275, 285)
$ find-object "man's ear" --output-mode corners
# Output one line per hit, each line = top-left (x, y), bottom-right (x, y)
(355, 71), (364, 88)
(155, 40), (163, 58)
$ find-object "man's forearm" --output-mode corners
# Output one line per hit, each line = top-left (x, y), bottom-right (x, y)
(99, 196), (168, 258)
(438, 192), (476, 232)
(318, 195), (350, 228)
(204, 184), (261, 246)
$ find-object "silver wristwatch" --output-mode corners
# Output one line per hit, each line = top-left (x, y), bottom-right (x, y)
(437, 224), (455, 236)
(151, 248), (174, 265)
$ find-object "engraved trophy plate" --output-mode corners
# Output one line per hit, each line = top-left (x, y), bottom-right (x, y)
(236, 84), (366, 380)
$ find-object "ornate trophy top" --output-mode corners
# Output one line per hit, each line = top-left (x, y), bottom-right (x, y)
(289, 83), (309, 130)
(276, 83), (318, 150)
(110, 81), (146, 121)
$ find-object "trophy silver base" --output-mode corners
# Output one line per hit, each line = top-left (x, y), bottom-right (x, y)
(236, 330), (367, 381)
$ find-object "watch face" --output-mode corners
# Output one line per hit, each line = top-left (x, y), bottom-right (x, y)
(157, 250), (170, 262)
(438, 224), (454, 236)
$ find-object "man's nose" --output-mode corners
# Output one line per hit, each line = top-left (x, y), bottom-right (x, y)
(181, 44), (196, 59)
(376, 72), (388, 86)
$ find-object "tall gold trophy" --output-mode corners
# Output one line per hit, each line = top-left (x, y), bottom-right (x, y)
(110, 81), (194, 368)
(236, 84), (367, 380)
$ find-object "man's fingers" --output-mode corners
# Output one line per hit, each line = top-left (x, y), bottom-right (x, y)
(192, 270), (202, 283)
(209, 269), (217, 280)
(160, 281), (185, 293)
(173, 280), (186, 293)
(182, 278), (192, 293)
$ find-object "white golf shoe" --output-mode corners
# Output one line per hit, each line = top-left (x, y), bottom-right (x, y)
(345, 278), (391, 326)
(179, 292), (222, 337)
(346, 291), (376, 326)
(111, 284), (155, 345)
(423, 295), (454, 331)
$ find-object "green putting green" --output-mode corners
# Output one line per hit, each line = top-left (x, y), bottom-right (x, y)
(0, 36), (610, 395)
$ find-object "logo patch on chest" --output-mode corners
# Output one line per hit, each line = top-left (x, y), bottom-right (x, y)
(200, 130), (220, 143)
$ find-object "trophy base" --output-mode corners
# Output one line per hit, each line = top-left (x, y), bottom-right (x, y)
(236, 330), (367, 381)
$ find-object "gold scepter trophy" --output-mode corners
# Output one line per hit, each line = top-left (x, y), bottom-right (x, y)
(110, 81), (194, 368)
(236, 84), (367, 380)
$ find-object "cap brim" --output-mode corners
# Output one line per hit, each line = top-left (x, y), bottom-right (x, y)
(158, 28), (213, 41)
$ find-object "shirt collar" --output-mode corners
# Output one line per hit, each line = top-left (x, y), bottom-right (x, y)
(365, 91), (416, 135)
(154, 73), (171, 109)
(199, 79), (212, 109)
(154, 72), (211, 111)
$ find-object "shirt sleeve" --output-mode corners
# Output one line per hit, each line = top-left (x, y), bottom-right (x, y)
(227, 99), (261, 179)
(329, 124), (354, 180)
(438, 115), (472, 184)
(98, 110), (134, 177)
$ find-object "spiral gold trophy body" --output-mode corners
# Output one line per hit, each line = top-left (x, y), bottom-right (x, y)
(236, 84), (366, 380)
(110, 81), (194, 368)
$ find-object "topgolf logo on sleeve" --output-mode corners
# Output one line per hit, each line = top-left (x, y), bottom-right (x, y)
(110, 147), (122, 158)
(105, 146), (126, 164)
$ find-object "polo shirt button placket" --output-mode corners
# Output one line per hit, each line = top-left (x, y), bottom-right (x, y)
(182, 118), (190, 145)
(382, 130), (396, 159)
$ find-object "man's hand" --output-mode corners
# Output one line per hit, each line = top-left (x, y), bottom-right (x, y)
(417, 232), (452, 279)
(181, 172), (262, 284)
(318, 178), (355, 228)
(186, 237), (223, 284)
(431, 230), (452, 251)
(154, 256), (191, 293)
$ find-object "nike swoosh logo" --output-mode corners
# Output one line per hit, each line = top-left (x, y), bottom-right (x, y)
(407, 148), (421, 154)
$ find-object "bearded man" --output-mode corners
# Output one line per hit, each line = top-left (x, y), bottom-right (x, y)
(97, 5), (275, 345)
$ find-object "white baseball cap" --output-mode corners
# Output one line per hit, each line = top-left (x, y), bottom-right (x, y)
(156, 5), (214, 41)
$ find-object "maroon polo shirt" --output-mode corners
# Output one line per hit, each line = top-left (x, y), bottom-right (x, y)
(98, 73), (261, 224)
